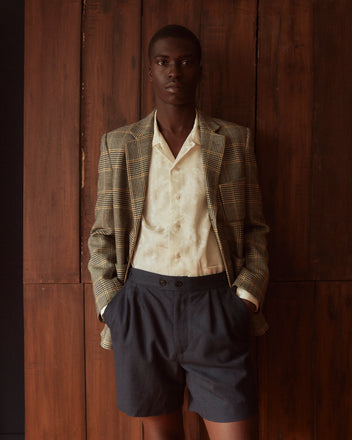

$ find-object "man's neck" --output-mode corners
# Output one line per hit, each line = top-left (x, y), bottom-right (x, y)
(155, 103), (196, 135)
(155, 103), (197, 158)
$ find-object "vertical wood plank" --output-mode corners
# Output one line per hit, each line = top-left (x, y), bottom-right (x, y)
(84, 284), (142, 440)
(257, 283), (315, 440)
(23, 0), (81, 283)
(256, 1), (314, 280)
(310, 1), (352, 280)
(200, 0), (257, 128)
(81, 0), (141, 283)
(24, 284), (85, 439)
(316, 282), (352, 439)
(141, 0), (201, 116)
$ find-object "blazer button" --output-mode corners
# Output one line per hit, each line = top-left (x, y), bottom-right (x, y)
(159, 278), (167, 287)
(175, 280), (183, 287)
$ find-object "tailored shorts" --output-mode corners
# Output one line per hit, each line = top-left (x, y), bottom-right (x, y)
(103, 267), (258, 423)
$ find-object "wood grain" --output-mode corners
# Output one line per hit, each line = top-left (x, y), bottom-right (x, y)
(310, 1), (352, 280)
(315, 282), (352, 439)
(23, 0), (81, 283)
(256, 1), (314, 280)
(81, 0), (141, 283)
(24, 284), (85, 439)
(199, 0), (257, 128)
(257, 282), (315, 440)
(84, 284), (142, 440)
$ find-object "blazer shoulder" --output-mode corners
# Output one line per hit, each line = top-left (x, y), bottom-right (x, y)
(105, 111), (155, 148)
(198, 111), (248, 142)
(213, 116), (249, 140)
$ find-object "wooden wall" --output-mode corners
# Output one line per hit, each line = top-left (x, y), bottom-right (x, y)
(24, 0), (352, 439)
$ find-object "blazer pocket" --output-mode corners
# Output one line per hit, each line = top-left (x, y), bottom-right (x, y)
(219, 178), (245, 223)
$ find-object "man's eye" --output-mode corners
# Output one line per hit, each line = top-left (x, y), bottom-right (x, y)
(157, 60), (167, 66)
(181, 59), (191, 65)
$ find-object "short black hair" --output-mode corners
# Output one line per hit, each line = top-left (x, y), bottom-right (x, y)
(148, 24), (202, 62)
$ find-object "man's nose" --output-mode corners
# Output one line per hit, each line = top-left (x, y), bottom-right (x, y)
(168, 62), (181, 78)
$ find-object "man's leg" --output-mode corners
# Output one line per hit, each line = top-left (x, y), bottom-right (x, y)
(141, 408), (185, 440)
(203, 415), (258, 440)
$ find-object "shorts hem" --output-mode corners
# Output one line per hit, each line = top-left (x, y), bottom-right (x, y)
(116, 401), (184, 419)
(189, 405), (258, 423)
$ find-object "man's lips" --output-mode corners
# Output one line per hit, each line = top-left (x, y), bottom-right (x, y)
(165, 83), (184, 92)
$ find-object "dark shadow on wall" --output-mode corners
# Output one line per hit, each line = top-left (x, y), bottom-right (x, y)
(0, 1), (24, 439)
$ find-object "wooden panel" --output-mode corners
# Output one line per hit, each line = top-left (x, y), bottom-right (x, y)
(316, 282), (352, 438)
(81, 0), (141, 283)
(23, 0), (81, 283)
(256, 1), (313, 280)
(257, 282), (315, 439)
(141, 0), (200, 115)
(84, 284), (142, 440)
(200, 0), (257, 128)
(310, 1), (352, 279)
(24, 284), (85, 439)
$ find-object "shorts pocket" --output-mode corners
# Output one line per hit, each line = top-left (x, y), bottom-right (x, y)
(228, 288), (251, 330)
(103, 284), (127, 328)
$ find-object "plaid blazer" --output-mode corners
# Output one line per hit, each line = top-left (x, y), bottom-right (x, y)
(88, 110), (269, 349)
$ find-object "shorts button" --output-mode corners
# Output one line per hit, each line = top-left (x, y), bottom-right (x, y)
(175, 280), (183, 287)
(159, 278), (167, 287)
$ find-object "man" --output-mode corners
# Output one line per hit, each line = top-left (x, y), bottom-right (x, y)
(88, 24), (269, 440)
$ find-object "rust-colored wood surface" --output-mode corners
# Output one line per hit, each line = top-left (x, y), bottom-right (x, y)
(23, 0), (81, 283)
(199, 0), (257, 128)
(316, 282), (352, 439)
(24, 284), (85, 440)
(81, 0), (141, 283)
(256, 1), (314, 281)
(258, 283), (315, 439)
(84, 284), (142, 439)
(310, 1), (352, 280)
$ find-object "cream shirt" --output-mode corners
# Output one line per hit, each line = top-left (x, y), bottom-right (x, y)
(132, 112), (224, 276)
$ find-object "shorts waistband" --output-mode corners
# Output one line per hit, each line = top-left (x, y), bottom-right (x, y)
(128, 267), (229, 291)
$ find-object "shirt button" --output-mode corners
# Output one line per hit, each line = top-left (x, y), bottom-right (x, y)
(175, 253), (181, 259)
(159, 278), (167, 287)
(176, 194), (181, 200)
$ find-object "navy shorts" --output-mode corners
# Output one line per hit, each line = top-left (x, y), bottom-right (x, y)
(103, 268), (257, 423)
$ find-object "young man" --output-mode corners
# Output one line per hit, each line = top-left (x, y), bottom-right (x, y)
(88, 25), (269, 440)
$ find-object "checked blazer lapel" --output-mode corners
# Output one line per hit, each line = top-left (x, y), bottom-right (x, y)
(198, 111), (225, 222)
(124, 112), (154, 253)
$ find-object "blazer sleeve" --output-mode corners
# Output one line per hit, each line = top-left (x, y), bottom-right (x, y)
(233, 128), (269, 308)
(88, 134), (122, 320)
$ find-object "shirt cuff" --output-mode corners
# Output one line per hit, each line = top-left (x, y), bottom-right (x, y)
(100, 305), (107, 319)
(236, 287), (259, 312)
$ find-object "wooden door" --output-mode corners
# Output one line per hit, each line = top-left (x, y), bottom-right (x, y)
(24, 0), (352, 438)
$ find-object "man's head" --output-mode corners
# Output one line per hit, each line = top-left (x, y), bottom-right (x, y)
(148, 25), (202, 64)
(148, 25), (202, 108)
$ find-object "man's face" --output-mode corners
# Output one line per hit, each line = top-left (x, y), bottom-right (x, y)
(148, 37), (201, 107)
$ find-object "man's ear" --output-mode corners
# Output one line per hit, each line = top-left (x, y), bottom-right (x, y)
(148, 64), (153, 82)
